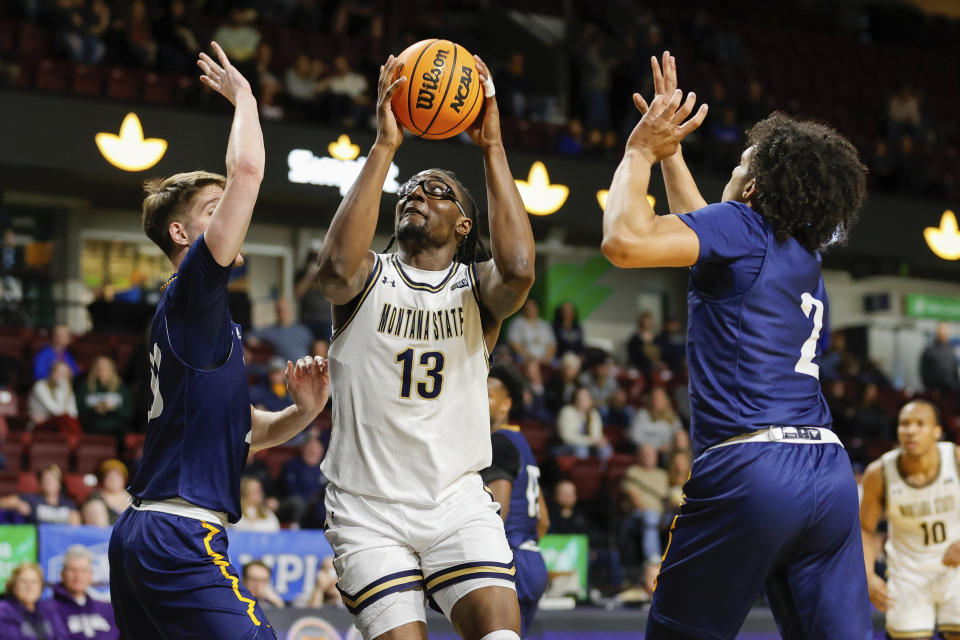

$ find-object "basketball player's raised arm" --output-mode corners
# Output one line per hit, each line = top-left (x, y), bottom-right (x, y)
(469, 58), (535, 321)
(317, 56), (406, 305)
(640, 53), (708, 214)
(602, 90), (707, 269)
(196, 42), (265, 268)
(249, 356), (330, 452)
(859, 460), (893, 611)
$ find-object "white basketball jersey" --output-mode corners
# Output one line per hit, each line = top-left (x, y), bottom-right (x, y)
(882, 442), (960, 574)
(322, 254), (491, 504)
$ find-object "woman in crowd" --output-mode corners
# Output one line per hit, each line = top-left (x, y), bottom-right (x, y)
(87, 459), (131, 525)
(78, 356), (132, 437)
(28, 361), (81, 442)
(553, 301), (585, 356)
(0, 464), (81, 525)
(233, 476), (280, 532)
(629, 387), (682, 453)
(0, 562), (68, 639)
(555, 386), (611, 459)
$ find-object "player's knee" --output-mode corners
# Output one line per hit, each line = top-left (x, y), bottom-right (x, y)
(479, 632), (520, 640)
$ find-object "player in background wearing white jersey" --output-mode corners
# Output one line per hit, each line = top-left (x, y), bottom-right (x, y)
(314, 54), (535, 640)
(860, 400), (960, 639)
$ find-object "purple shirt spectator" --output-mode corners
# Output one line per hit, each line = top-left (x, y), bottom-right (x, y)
(0, 597), (69, 640)
(22, 494), (78, 525)
(49, 585), (117, 640)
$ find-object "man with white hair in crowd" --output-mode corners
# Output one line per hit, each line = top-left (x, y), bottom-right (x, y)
(50, 545), (118, 640)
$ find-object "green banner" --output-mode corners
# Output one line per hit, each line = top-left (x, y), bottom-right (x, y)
(539, 533), (588, 599)
(906, 293), (960, 320)
(0, 525), (38, 593)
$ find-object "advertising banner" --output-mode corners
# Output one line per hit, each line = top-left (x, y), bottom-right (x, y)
(539, 534), (588, 599)
(0, 525), (38, 593)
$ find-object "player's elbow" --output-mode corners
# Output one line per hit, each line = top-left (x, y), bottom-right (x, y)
(601, 236), (638, 268)
(230, 157), (265, 184)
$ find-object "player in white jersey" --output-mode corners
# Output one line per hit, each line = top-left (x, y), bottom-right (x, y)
(860, 400), (960, 640)
(313, 53), (535, 640)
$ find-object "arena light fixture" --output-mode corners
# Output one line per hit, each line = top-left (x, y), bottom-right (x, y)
(596, 190), (656, 212)
(515, 162), (568, 216)
(95, 113), (167, 171)
(328, 134), (361, 161)
(924, 210), (960, 260)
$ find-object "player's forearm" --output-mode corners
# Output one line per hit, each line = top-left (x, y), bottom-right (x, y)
(224, 92), (265, 181)
(601, 151), (655, 265)
(317, 142), (394, 296)
(250, 405), (318, 452)
(860, 528), (879, 576)
(661, 148), (707, 214)
(482, 144), (535, 287)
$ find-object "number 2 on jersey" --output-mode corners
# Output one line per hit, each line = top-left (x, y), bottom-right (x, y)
(396, 348), (445, 399)
(794, 292), (824, 379)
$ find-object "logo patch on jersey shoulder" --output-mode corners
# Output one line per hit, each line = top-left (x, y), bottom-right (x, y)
(450, 277), (469, 291)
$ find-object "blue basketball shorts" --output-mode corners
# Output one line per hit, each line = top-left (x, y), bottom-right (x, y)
(109, 508), (276, 640)
(647, 432), (872, 640)
(514, 546), (548, 637)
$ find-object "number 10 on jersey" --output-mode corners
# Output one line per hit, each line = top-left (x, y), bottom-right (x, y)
(396, 348), (445, 399)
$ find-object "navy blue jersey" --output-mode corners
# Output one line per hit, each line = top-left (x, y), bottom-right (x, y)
(480, 426), (541, 549)
(678, 202), (832, 455)
(128, 236), (251, 522)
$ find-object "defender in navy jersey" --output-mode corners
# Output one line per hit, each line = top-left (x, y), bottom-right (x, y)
(108, 42), (330, 640)
(480, 365), (549, 638)
(602, 53), (871, 639)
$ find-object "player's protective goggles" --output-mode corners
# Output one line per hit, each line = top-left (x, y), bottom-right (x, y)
(398, 177), (465, 216)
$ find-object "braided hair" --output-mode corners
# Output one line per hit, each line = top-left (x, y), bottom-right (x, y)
(384, 169), (491, 265)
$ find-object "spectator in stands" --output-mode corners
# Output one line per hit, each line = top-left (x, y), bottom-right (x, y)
(50, 545), (118, 640)
(579, 27), (611, 132)
(578, 354), (619, 408)
(241, 561), (284, 610)
(604, 387), (634, 432)
(852, 383), (894, 440)
(28, 361), (81, 441)
(284, 54), (322, 118)
(254, 42), (284, 120)
(51, 0), (108, 65)
(294, 249), (333, 340)
(520, 360), (552, 423)
(319, 55), (369, 127)
(78, 357), (131, 437)
(558, 119), (585, 157)
(825, 379), (856, 441)
(80, 498), (110, 527)
(740, 80), (770, 129)
(887, 85), (921, 137)
(920, 322), (959, 393)
(112, 0), (158, 67)
(87, 460), (129, 525)
(820, 329), (855, 381)
(212, 8), (261, 68)
(546, 351), (582, 415)
(241, 449), (279, 513)
(654, 316), (686, 375)
(496, 51), (527, 119)
(250, 357), (293, 412)
(508, 299), (556, 365)
(155, 0), (200, 72)
(306, 556), (343, 607)
(0, 562), (68, 640)
(234, 477), (280, 533)
(33, 324), (81, 381)
(555, 387), (610, 460)
(629, 387), (681, 453)
(277, 435), (327, 528)
(19, 464), (81, 525)
(248, 298), (313, 364)
(620, 444), (668, 570)
(547, 478), (591, 536)
(669, 428), (692, 459)
(553, 301), (584, 357)
(0, 228), (24, 307)
(626, 312), (660, 375)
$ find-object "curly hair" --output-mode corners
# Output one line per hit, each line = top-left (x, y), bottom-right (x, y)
(385, 169), (491, 264)
(745, 113), (867, 252)
(488, 363), (526, 421)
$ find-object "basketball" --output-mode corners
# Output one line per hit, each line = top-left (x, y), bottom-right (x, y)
(391, 39), (484, 140)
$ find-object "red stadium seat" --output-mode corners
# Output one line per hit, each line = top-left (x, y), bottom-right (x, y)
(1, 439), (24, 471)
(63, 473), (94, 504)
(72, 64), (104, 96)
(554, 455), (577, 475)
(0, 470), (17, 495)
(106, 68), (139, 101)
(28, 440), (70, 472)
(17, 471), (38, 494)
(570, 465), (605, 502)
(35, 59), (67, 92)
(142, 73), (175, 105)
(74, 435), (118, 475)
(124, 433), (145, 458)
(17, 23), (49, 60)
(0, 21), (17, 56)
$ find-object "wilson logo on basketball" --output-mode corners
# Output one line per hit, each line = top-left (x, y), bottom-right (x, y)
(416, 48), (450, 110)
(449, 66), (473, 114)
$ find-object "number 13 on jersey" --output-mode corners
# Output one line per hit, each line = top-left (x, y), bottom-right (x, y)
(396, 348), (445, 399)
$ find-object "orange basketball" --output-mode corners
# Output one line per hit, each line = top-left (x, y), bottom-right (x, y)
(391, 39), (484, 140)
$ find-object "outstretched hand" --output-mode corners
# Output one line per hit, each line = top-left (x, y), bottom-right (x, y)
(625, 88), (708, 164)
(465, 56), (502, 150)
(376, 55), (407, 150)
(285, 356), (331, 417)
(635, 51), (679, 116)
(197, 41), (252, 106)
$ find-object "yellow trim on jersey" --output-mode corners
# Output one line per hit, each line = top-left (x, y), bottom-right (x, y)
(340, 574), (425, 609)
(425, 564), (516, 591)
(938, 624), (960, 632)
(887, 628), (936, 639)
(201, 522), (260, 626)
(393, 255), (458, 292)
(494, 425), (521, 432)
(654, 514), (680, 592)
(331, 256), (383, 342)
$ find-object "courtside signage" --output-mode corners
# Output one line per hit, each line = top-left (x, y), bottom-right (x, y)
(906, 293), (960, 320)
(287, 135), (401, 196)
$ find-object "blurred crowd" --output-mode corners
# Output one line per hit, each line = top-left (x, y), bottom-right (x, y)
(2, 1), (958, 198)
